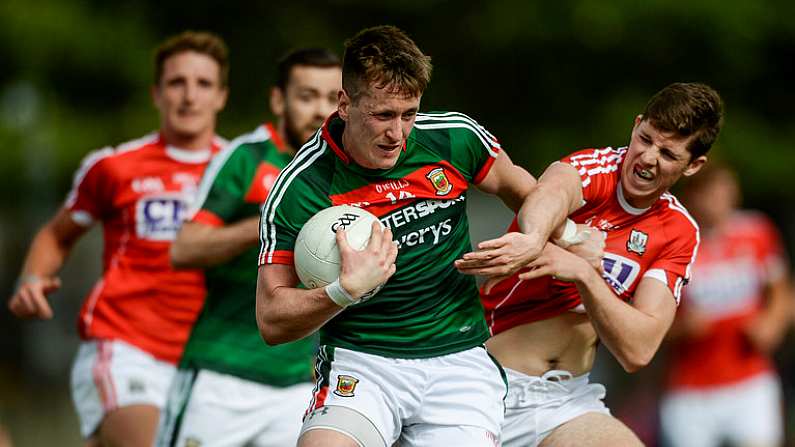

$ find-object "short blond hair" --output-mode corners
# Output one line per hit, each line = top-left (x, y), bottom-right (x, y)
(154, 31), (229, 86)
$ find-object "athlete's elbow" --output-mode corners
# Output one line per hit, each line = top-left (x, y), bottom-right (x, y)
(258, 321), (292, 346)
(617, 349), (654, 373)
(256, 308), (292, 346)
(170, 241), (208, 269)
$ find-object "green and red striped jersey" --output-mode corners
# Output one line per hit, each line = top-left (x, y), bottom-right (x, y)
(259, 112), (501, 358)
(180, 123), (316, 386)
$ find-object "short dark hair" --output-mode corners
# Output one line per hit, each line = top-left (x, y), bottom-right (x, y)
(342, 25), (432, 102)
(154, 31), (229, 86)
(641, 82), (724, 159)
(275, 48), (341, 90)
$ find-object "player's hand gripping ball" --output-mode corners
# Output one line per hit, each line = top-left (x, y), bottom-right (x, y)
(294, 205), (383, 289)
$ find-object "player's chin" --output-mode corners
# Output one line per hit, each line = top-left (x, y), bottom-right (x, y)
(171, 121), (207, 138)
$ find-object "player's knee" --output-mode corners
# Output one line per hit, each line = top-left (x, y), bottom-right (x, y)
(300, 405), (387, 447)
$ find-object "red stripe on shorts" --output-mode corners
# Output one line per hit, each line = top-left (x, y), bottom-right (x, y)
(92, 340), (118, 411)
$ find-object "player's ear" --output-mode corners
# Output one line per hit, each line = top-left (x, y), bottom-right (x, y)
(338, 89), (351, 121)
(214, 85), (229, 112)
(683, 155), (707, 177)
(150, 83), (164, 112)
(270, 87), (285, 118)
(633, 114), (643, 128)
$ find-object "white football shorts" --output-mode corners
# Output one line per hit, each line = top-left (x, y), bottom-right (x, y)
(302, 345), (506, 447)
(70, 338), (176, 438)
(500, 367), (610, 447)
(660, 371), (783, 447)
(157, 368), (313, 447)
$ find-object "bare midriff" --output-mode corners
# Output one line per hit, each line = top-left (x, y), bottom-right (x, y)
(486, 311), (599, 377)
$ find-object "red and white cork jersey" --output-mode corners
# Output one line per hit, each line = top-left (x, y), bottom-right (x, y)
(667, 211), (788, 389)
(481, 147), (699, 336)
(65, 132), (224, 364)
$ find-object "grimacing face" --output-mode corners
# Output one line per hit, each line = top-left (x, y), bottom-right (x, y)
(620, 116), (707, 209)
(271, 65), (342, 151)
(152, 51), (227, 147)
(338, 84), (420, 170)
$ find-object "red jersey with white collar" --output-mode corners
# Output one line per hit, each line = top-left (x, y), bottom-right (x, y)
(667, 211), (788, 389)
(65, 132), (224, 364)
(481, 147), (699, 336)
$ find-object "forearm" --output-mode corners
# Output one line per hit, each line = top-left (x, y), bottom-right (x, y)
(21, 214), (80, 278)
(171, 218), (259, 268)
(256, 269), (344, 345)
(575, 273), (669, 372)
(516, 182), (572, 241)
(760, 277), (794, 346)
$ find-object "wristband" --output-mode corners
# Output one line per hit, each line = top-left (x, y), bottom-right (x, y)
(15, 274), (42, 290)
(325, 279), (357, 308)
(555, 218), (578, 248)
(554, 219), (589, 248)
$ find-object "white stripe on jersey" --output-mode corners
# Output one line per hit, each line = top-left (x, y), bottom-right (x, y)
(189, 125), (271, 218)
(413, 122), (501, 158)
(568, 147), (625, 162)
(415, 111), (500, 143)
(64, 133), (159, 210)
(414, 112), (501, 157)
(674, 277), (684, 304)
(487, 279), (526, 336)
(566, 147), (625, 189)
(258, 131), (327, 265)
(661, 193), (701, 284)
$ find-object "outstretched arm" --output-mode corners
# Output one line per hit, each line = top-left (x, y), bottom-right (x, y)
(457, 161), (586, 278)
(256, 224), (398, 345)
(171, 216), (260, 269)
(8, 208), (89, 319)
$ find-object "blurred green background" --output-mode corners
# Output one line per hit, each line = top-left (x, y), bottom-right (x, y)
(1, 0), (794, 445)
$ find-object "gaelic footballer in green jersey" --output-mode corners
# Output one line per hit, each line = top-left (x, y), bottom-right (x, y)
(259, 111), (499, 357)
(182, 123), (315, 383)
(162, 48), (342, 447)
(157, 124), (319, 447)
(257, 25), (538, 447)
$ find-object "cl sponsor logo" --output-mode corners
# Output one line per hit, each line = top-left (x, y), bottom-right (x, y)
(135, 193), (187, 241)
(601, 252), (641, 295)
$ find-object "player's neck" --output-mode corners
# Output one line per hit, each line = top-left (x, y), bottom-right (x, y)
(160, 127), (215, 151)
(274, 121), (296, 155)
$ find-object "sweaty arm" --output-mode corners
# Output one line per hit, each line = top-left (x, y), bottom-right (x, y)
(256, 224), (398, 345)
(576, 270), (676, 372)
(8, 208), (89, 319)
(521, 243), (676, 373)
(171, 216), (260, 269)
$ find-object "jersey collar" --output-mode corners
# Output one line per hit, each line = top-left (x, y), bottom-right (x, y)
(158, 132), (220, 163)
(322, 112), (351, 163)
(616, 183), (652, 215)
(264, 122), (289, 153)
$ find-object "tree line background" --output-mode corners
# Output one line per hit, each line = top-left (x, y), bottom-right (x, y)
(1, 0), (793, 445)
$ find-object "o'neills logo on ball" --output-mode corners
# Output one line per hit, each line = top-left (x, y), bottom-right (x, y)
(334, 374), (359, 397)
(426, 167), (452, 196)
(330, 213), (360, 233)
